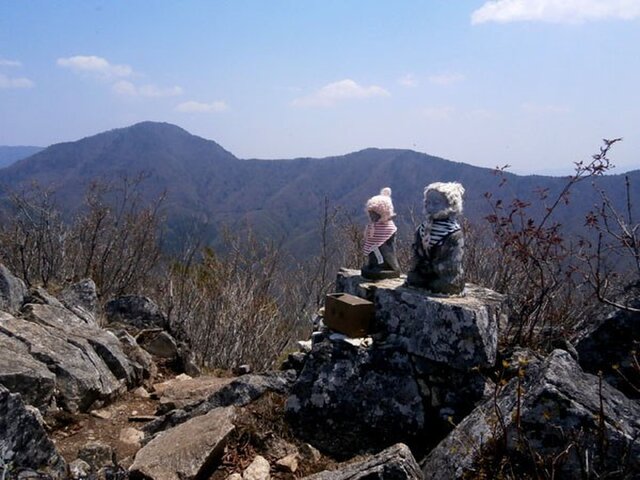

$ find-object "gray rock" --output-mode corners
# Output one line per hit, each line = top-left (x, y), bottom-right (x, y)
(285, 340), (424, 457)
(105, 295), (167, 330)
(336, 269), (504, 369)
(24, 287), (65, 309)
(130, 406), (235, 480)
(303, 443), (422, 480)
(143, 370), (296, 437)
(154, 374), (234, 413)
(0, 310), (123, 413)
(575, 296), (640, 399)
(137, 330), (179, 359)
(77, 441), (114, 471)
(22, 304), (142, 389)
(411, 355), (490, 423)
(69, 459), (91, 479)
(111, 329), (157, 384)
(0, 384), (67, 479)
(243, 455), (271, 480)
(0, 332), (55, 410)
(275, 454), (298, 473)
(422, 350), (640, 479)
(59, 279), (99, 325)
(0, 264), (26, 314)
(176, 341), (201, 377)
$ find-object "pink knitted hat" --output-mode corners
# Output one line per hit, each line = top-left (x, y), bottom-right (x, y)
(366, 187), (395, 222)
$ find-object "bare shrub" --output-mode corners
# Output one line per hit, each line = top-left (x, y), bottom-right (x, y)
(473, 140), (621, 347)
(0, 174), (164, 299)
(0, 184), (67, 288)
(165, 232), (308, 371)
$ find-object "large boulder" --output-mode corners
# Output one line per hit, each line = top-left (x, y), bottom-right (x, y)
(0, 310), (124, 412)
(336, 269), (504, 369)
(304, 444), (422, 480)
(105, 295), (167, 330)
(129, 406), (236, 480)
(59, 278), (99, 325)
(137, 329), (179, 359)
(0, 332), (55, 410)
(575, 296), (639, 399)
(0, 384), (67, 479)
(286, 339), (424, 457)
(22, 303), (141, 388)
(112, 329), (157, 384)
(422, 350), (640, 479)
(0, 264), (26, 314)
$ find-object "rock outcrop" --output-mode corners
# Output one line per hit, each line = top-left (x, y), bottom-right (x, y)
(23, 303), (141, 387)
(105, 295), (167, 330)
(337, 269), (505, 368)
(287, 270), (504, 455)
(129, 406), (236, 480)
(0, 310), (124, 412)
(137, 329), (179, 359)
(0, 288), (149, 413)
(0, 331), (55, 410)
(0, 384), (67, 479)
(0, 264), (27, 314)
(286, 341), (424, 457)
(304, 443), (422, 480)
(422, 350), (640, 479)
(575, 295), (640, 399)
(59, 278), (99, 325)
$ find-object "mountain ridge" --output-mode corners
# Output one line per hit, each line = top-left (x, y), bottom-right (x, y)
(1, 121), (637, 253)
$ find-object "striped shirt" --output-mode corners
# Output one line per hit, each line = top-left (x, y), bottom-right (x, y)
(419, 219), (460, 252)
(363, 221), (397, 255)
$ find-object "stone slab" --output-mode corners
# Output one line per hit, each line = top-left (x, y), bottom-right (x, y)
(336, 269), (505, 369)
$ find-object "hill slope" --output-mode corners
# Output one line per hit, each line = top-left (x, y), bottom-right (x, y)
(1, 122), (636, 253)
(0, 146), (44, 168)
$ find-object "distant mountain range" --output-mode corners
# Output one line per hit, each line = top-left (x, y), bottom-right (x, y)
(0, 122), (636, 253)
(0, 146), (44, 168)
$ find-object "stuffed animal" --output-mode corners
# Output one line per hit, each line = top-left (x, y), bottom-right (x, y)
(361, 187), (401, 280)
(407, 182), (465, 294)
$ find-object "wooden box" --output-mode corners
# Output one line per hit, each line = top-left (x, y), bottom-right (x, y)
(324, 293), (374, 338)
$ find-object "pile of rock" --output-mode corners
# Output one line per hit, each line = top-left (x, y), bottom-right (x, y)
(286, 269), (506, 456)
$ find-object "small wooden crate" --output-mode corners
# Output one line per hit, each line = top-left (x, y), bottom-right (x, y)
(324, 293), (374, 338)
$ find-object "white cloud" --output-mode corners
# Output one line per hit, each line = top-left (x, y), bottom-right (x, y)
(0, 58), (22, 67)
(112, 80), (137, 95)
(292, 79), (390, 107)
(522, 102), (570, 113)
(175, 100), (228, 113)
(0, 73), (34, 89)
(113, 80), (183, 97)
(57, 55), (133, 78)
(428, 73), (465, 86)
(422, 106), (456, 120)
(472, 0), (640, 24)
(398, 74), (419, 87)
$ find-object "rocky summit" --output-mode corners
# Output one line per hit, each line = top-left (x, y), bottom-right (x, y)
(0, 262), (639, 479)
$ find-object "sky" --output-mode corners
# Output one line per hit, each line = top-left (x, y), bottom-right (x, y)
(1, 0), (639, 175)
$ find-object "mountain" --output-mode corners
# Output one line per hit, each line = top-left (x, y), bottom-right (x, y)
(1, 122), (637, 253)
(0, 146), (44, 168)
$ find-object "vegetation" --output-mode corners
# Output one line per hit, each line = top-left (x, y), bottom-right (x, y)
(0, 140), (637, 374)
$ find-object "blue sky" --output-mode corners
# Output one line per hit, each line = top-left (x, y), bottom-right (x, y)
(1, 0), (639, 174)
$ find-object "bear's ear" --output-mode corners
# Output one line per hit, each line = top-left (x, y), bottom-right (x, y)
(453, 183), (465, 197)
(380, 187), (392, 197)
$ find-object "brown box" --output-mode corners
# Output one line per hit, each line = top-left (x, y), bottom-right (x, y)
(324, 293), (374, 338)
